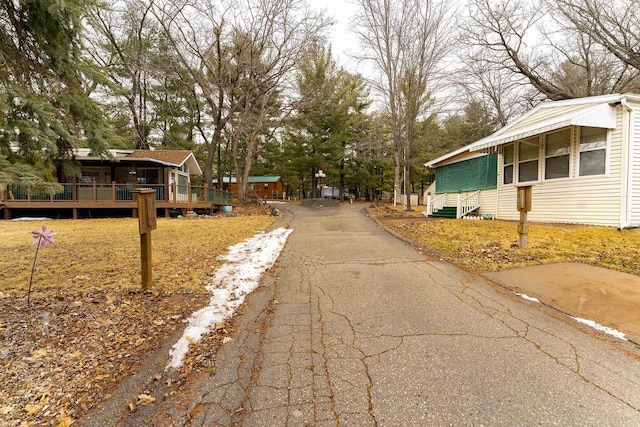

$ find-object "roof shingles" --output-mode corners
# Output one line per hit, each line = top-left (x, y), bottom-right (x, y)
(127, 150), (192, 166)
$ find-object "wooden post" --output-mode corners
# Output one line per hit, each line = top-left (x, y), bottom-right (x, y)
(517, 186), (532, 249)
(133, 188), (157, 289)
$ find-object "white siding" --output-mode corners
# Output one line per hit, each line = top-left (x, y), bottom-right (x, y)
(629, 99), (640, 226)
(496, 107), (624, 227)
(478, 189), (498, 217)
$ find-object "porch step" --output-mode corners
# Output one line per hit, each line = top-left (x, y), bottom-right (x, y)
(430, 206), (457, 219)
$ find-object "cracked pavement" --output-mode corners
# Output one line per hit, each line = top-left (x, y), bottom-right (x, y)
(123, 201), (640, 426)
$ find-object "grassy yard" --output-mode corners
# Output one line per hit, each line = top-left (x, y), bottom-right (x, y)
(2, 215), (277, 296)
(373, 204), (640, 276)
(0, 210), (278, 426)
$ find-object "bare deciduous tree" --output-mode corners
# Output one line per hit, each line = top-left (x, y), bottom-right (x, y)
(153, 0), (329, 199)
(460, 0), (640, 111)
(554, 0), (640, 71)
(453, 56), (529, 127)
(354, 0), (452, 210)
(88, 0), (158, 149)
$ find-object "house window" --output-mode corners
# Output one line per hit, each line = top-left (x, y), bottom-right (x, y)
(503, 144), (514, 185)
(80, 167), (111, 184)
(544, 128), (571, 180)
(518, 137), (539, 183)
(579, 127), (607, 176)
(137, 168), (160, 184)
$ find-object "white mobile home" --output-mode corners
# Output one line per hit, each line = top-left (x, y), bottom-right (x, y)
(425, 93), (640, 229)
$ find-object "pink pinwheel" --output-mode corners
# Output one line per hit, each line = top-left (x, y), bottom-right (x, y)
(28, 225), (57, 304)
(32, 226), (56, 247)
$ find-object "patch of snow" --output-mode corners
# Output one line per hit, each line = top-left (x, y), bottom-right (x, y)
(266, 200), (287, 204)
(515, 292), (540, 303)
(571, 317), (627, 341)
(12, 217), (50, 221)
(167, 227), (294, 369)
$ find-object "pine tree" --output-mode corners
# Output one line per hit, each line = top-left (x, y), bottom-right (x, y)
(0, 0), (115, 189)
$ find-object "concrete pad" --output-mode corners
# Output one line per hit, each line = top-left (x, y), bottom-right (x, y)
(483, 262), (640, 342)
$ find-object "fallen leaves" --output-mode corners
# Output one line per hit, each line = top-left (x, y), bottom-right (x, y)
(56, 411), (74, 427)
(0, 208), (278, 426)
(372, 206), (640, 275)
(130, 393), (156, 410)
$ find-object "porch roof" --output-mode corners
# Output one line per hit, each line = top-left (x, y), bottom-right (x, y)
(469, 94), (620, 152)
(74, 149), (203, 175)
(126, 150), (202, 175)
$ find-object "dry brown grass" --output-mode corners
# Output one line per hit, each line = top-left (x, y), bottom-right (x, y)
(0, 210), (279, 425)
(2, 215), (277, 296)
(374, 205), (640, 275)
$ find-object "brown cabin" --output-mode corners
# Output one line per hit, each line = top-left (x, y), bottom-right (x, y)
(214, 176), (285, 199)
(1, 149), (232, 219)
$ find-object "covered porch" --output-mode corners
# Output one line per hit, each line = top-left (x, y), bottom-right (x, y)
(1, 181), (232, 219)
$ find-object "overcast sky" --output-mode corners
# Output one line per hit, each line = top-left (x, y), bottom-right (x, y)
(311, 0), (361, 71)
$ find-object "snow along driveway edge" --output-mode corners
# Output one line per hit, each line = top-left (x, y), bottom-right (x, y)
(167, 227), (294, 369)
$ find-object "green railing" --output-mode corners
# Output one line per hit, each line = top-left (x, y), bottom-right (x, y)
(3, 182), (232, 205)
(209, 188), (233, 205)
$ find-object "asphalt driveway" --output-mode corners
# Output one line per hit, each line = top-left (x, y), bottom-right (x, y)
(84, 200), (640, 426)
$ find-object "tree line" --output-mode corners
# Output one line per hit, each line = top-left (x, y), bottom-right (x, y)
(2, 0), (639, 204)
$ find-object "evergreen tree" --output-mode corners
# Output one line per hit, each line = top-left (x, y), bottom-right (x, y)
(286, 44), (370, 198)
(0, 0), (115, 189)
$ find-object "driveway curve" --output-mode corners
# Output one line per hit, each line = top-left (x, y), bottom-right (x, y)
(121, 201), (640, 426)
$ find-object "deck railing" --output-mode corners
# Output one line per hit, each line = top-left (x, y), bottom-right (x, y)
(2, 182), (232, 206)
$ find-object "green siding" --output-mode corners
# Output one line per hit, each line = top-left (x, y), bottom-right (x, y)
(435, 154), (497, 193)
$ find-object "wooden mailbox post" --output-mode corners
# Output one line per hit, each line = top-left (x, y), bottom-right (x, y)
(134, 188), (157, 289)
(516, 185), (532, 249)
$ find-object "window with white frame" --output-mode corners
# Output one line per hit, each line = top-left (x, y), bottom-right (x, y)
(544, 128), (571, 180)
(518, 137), (539, 183)
(503, 143), (514, 185)
(579, 127), (607, 176)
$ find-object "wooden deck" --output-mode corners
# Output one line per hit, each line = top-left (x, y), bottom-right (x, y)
(1, 182), (232, 219)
